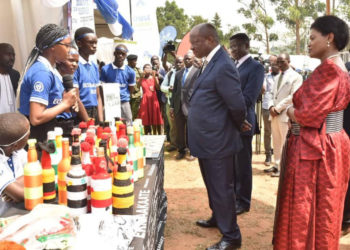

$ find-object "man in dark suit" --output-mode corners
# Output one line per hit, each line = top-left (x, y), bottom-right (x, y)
(188, 23), (249, 250)
(229, 33), (265, 215)
(0, 43), (20, 114)
(170, 51), (194, 160)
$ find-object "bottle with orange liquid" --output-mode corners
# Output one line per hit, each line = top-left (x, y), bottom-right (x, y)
(24, 139), (43, 210)
(57, 138), (70, 205)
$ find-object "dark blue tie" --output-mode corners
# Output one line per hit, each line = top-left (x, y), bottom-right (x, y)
(182, 68), (189, 86)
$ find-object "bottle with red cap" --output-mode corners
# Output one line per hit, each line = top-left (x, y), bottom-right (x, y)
(118, 123), (127, 139)
(38, 142), (56, 203)
(91, 147), (112, 214)
(81, 142), (94, 212)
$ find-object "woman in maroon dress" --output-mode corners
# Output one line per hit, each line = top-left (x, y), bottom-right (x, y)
(273, 16), (350, 250)
(138, 64), (163, 135)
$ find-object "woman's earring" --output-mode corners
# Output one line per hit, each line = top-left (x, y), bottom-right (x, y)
(327, 41), (330, 47)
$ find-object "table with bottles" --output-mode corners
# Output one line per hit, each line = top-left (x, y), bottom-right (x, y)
(0, 119), (167, 250)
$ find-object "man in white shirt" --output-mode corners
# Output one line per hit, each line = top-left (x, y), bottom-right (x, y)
(0, 43), (20, 114)
(265, 53), (302, 177)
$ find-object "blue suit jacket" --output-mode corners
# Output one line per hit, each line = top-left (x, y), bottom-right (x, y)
(237, 57), (265, 136)
(187, 47), (246, 159)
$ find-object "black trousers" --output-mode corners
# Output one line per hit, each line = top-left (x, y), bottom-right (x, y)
(198, 155), (241, 242)
(29, 118), (74, 143)
(174, 110), (187, 153)
(234, 135), (253, 209)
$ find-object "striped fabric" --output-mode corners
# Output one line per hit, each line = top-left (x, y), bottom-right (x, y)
(291, 110), (344, 135)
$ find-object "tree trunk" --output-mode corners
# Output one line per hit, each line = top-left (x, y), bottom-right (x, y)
(295, 20), (300, 54)
(265, 26), (270, 54)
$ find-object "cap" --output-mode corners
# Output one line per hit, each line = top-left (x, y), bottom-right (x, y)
(127, 54), (137, 61)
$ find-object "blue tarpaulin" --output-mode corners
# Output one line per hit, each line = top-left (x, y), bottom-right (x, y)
(94, 0), (134, 39)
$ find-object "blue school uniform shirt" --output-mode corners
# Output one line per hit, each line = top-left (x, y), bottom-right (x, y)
(19, 56), (71, 119)
(73, 56), (100, 108)
(100, 63), (136, 102)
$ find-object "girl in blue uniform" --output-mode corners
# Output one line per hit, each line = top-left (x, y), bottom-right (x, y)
(18, 24), (77, 142)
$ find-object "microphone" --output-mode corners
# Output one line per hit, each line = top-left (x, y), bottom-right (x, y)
(62, 75), (79, 112)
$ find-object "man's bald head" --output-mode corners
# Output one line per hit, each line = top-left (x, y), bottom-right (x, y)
(0, 113), (29, 146)
(0, 43), (13, 52)
(190, 23), (220, 58)
(191, 23), (219, 43)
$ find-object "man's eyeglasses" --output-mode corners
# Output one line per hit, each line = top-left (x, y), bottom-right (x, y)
(57, 42), (73, 48)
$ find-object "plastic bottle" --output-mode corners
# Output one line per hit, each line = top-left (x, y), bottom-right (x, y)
(39, 142), (56, 203)
(24, 139), (43, 210)
(66, 144), (87, 215)
(58, 138), (70, 205)
(112, 147), (134, 215)
(91, 147), (112, 214)
(127, 126), (138, 182)
(47, 131), (59, 188)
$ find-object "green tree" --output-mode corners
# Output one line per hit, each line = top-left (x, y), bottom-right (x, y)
(189, 15), (208, 29)
(270, 0), (325, 54)
(334, 0), (350, 20)
(156, 0), (190, 40)
(238, 0), (277, 54)
(210, 12), (224, 42)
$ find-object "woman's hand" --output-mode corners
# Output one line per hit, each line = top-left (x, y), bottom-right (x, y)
(62, 89), (77, 108)
(287, 106), (296, 122)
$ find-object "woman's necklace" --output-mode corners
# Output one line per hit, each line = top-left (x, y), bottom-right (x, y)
(327, 53), (339, 60)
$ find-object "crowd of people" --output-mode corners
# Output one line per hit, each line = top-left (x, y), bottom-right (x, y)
(0, 14), (349, 250)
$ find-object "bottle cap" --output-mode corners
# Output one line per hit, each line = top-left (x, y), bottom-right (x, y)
(127, 126), (134, 134)
(47, 131), (56, 140)
(54, 127), (63, 136)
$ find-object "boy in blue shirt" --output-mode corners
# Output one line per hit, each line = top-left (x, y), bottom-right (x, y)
(74, 27), (103, 123)
(100, 44), (136, 124)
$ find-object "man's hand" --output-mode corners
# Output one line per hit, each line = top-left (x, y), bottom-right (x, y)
(169, 108), (175, 119)
(269, 107), (279, 117)
(240, 120), (252, 132)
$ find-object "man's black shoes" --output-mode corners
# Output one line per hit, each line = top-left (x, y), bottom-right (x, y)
(206, 239), (241, 250)
(196, 218), (217, 228)
(236, 206), (250, 215)
(264, 166), (278, 173)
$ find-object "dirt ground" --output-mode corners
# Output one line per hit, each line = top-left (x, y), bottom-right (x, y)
(163, 143), (350, 250)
